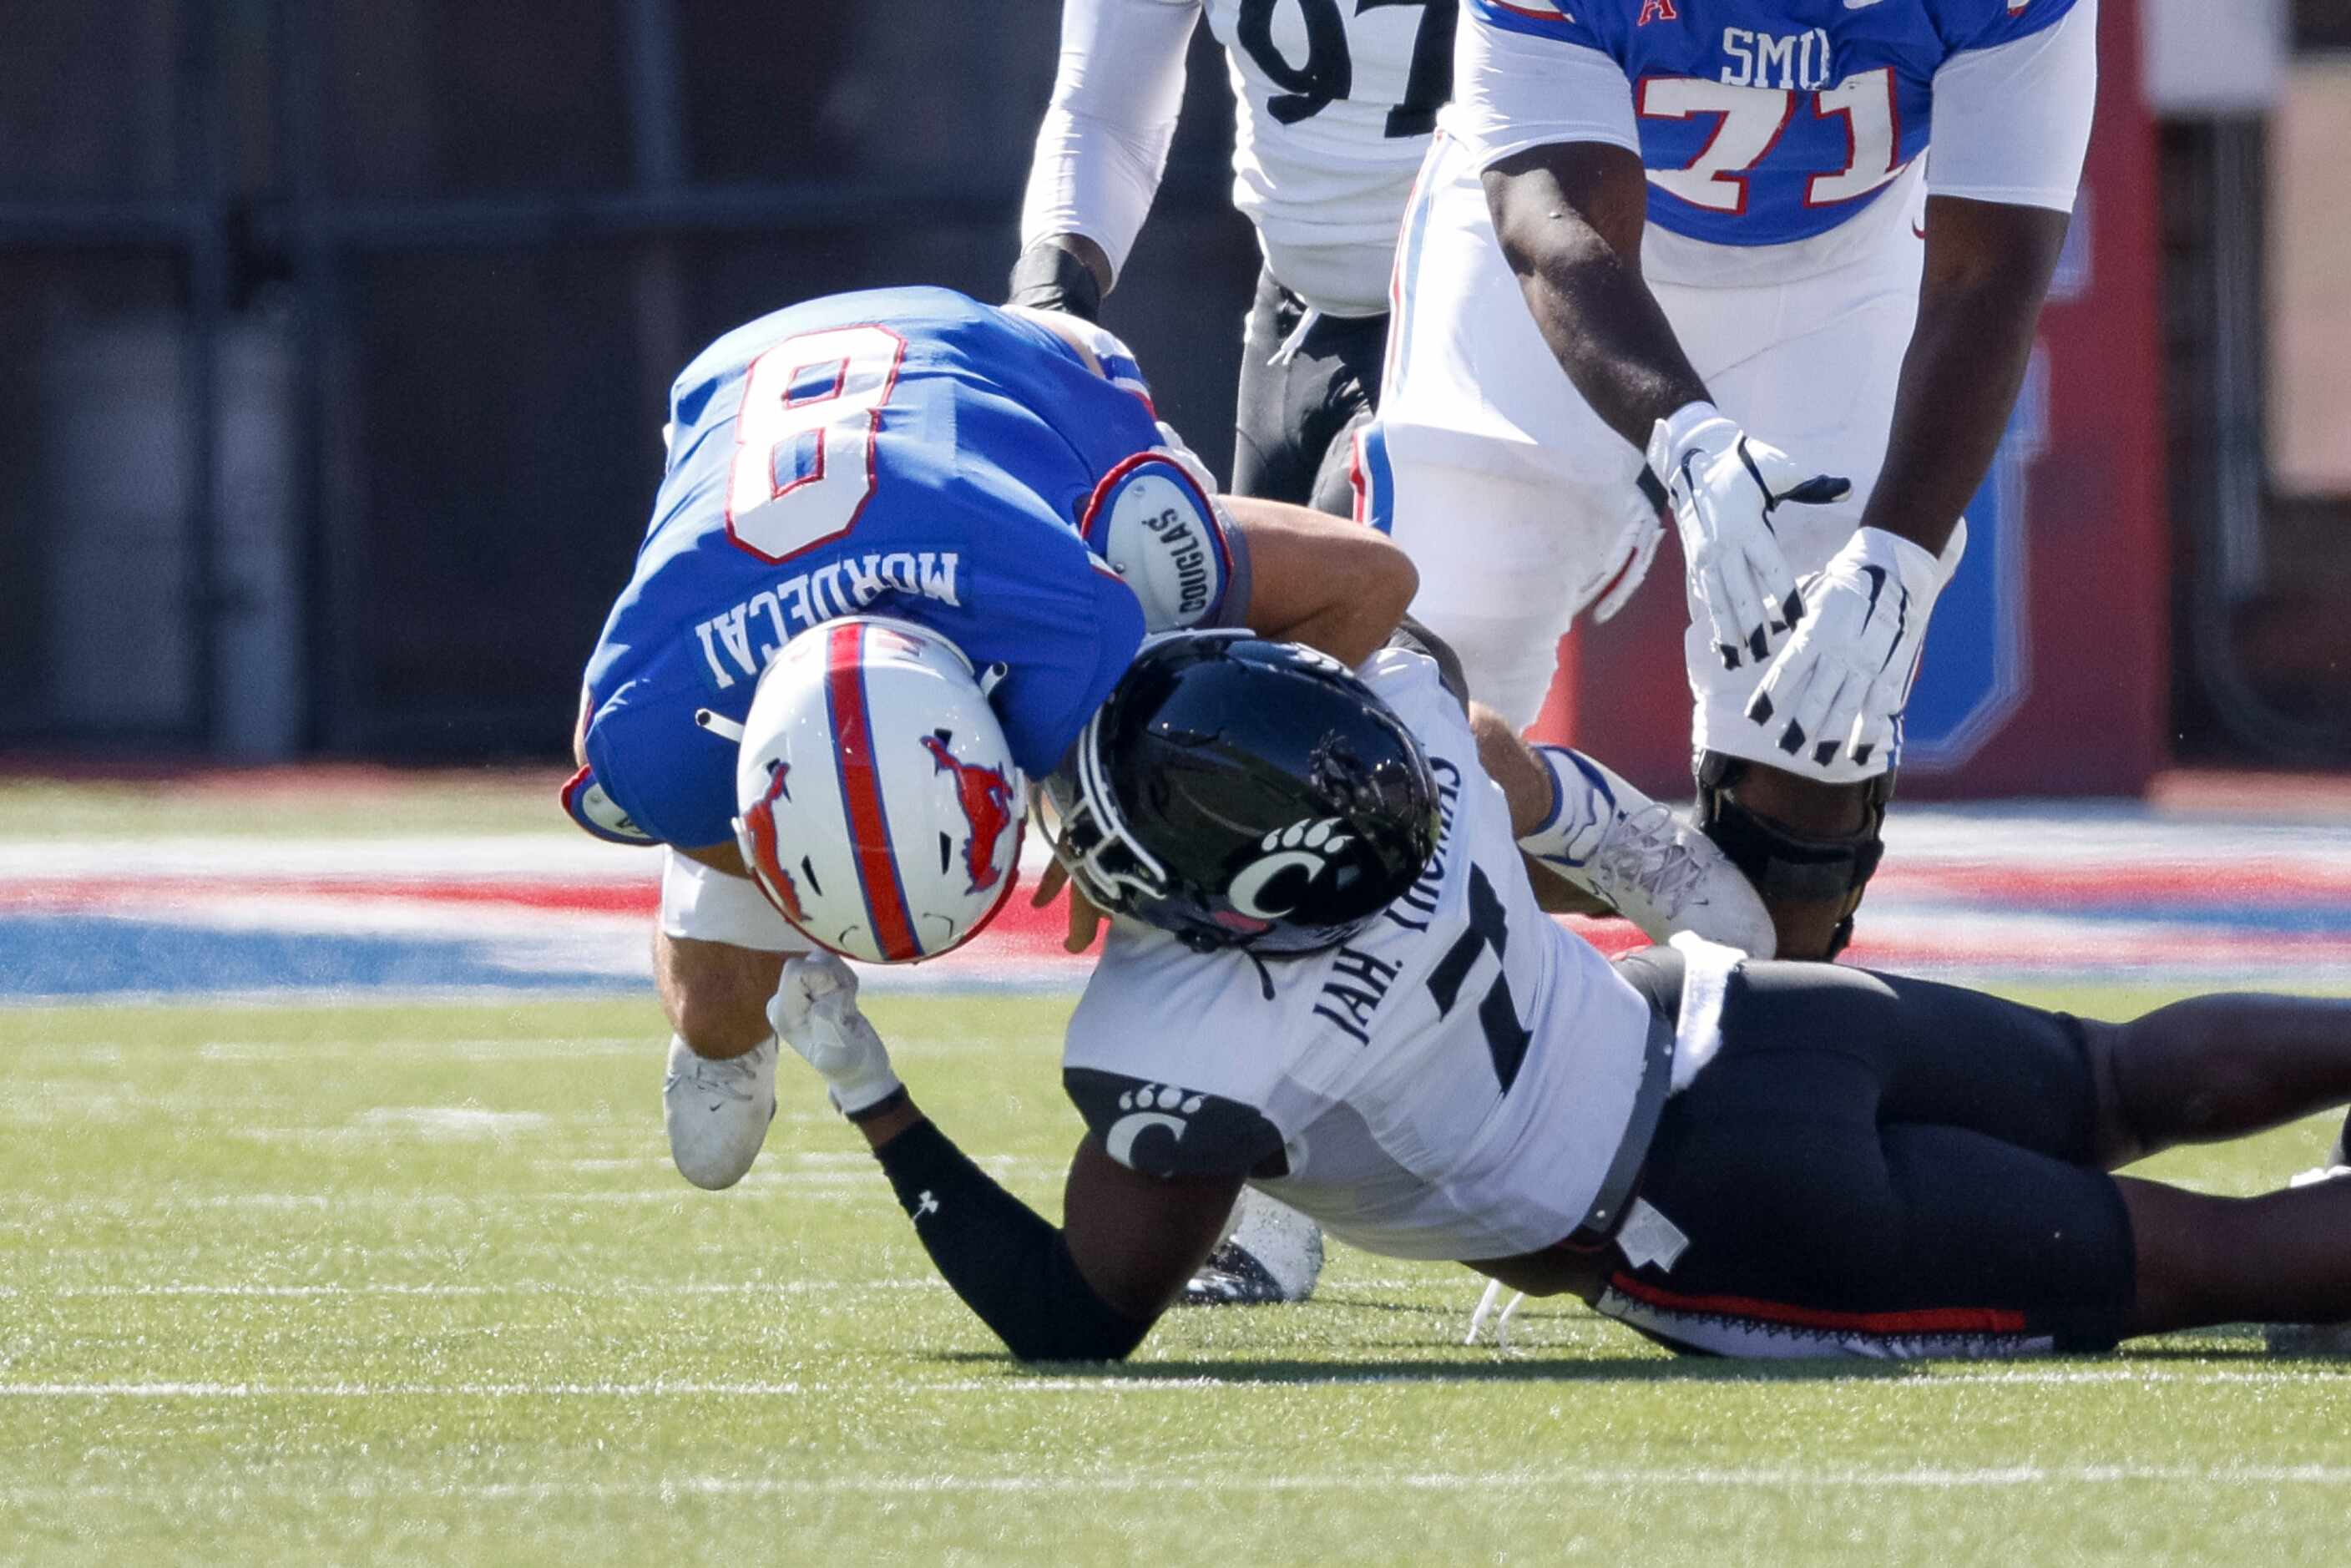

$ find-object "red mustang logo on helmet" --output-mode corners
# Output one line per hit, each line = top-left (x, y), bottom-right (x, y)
(738, 761), (809, 924)
(920, 734), (1016, 893)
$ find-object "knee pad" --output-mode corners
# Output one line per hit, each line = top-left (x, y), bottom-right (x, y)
(1696, 754), (1893, 959)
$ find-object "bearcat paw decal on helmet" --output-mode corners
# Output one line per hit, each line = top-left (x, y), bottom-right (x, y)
(1266, 817), (1353, 856)
(1230, 818), (1356, 921)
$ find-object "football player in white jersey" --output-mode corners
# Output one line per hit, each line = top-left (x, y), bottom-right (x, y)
(1011, 0), (1457, 515)
(770, 629), (2351, 1362)
(1369, 0), (2101, 961)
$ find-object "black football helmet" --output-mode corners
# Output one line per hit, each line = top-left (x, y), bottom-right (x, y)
(1038, 631), (1441, 955)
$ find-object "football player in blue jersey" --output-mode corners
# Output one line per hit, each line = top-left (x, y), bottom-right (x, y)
(566, 286), (1422, 1196)
(1368, 0), (2098, 961)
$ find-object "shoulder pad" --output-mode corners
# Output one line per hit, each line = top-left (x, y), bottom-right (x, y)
(561, 765), (660, 847)
(1064, 1067), (1284, 1181)
(1388, 616), (1472, 712)
(1003, 306), (1154, 409)
(1079, 453), (1239, 632)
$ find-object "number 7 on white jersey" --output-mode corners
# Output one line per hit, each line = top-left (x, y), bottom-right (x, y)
(726, 323), (908, 564)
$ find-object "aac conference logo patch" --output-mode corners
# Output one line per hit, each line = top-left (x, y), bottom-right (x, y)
(1081, 453), (1231, 629)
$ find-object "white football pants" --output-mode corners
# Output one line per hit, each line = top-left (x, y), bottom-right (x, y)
(1370, 131), (1959, 782)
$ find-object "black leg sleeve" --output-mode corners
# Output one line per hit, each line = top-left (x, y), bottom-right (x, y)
(873, 1119), (1152, 1363)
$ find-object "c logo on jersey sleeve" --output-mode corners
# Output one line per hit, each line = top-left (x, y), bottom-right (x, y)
(561, 765), (660, 846)
(1079, 452), (1236, 632)
(1064, 1068), (1286, 1180)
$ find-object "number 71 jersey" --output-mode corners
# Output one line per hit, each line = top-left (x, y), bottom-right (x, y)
(1468, 0), (2084, 247)
(579, 286), (1237, 852)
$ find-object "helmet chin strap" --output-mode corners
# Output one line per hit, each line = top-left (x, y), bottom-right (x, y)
(694, 708), (747, 743)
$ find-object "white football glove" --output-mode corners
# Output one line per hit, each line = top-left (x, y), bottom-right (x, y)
(1589, 477), (1666, 625)
(1746, 527), (1946, 771)
(767, 952), (902, 1117)
(1647, 402), (1851, 669)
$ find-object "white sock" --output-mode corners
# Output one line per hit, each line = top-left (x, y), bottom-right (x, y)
(1517, 746), (1619, 867)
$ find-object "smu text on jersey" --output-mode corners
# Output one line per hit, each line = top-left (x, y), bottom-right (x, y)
(1469, 0), (2082, 245)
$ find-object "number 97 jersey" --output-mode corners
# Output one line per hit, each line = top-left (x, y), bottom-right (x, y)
(578, 286), (1246, 852)
(1206, 0), (1458, 312)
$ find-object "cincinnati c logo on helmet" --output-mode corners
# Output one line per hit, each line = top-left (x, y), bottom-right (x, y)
(1228, 817), (1354, 920)
(920, 733), (1016, 894)
(739, 760), (810, 924)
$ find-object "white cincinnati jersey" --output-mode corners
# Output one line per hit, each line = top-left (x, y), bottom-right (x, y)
(1062, 647), (1659, 1262)
(1205, 0), (1452, 316)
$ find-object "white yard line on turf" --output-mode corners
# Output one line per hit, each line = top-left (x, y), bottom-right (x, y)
(197, 1037), (652, 1060)
(2, 1466), (2350, 1505)
(4, 1280), (947, 1298)
(0, 1276), (1452, 1300)
(0, 1367), (2341, 1398)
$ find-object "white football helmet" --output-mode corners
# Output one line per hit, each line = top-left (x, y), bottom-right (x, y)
(731, 616), (1025, 964)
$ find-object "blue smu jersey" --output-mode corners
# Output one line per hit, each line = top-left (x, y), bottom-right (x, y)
(1471, 0), (2081, 245)
(581, 287), (1179, 850)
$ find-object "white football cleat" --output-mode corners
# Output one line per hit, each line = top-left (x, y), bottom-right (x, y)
(664, 1034), (777, 1190)
(1182, 1189), (1326, 1306)
(2264, 1165), (2351, 1356)
(1526, 748), (1777, 958)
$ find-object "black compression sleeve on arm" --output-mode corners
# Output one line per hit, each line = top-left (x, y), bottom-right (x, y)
(872, 1119), (1151, 1362)
(1007, 241), (1105, 321)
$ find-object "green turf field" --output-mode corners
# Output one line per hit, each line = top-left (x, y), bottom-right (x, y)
(3, 988), (2345, 1565)
(0, 771), (564, 841)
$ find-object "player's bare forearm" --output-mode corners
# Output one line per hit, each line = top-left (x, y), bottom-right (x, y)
(1861, 196), (2070, 556)
(1469, 701), (1560, 837)
(852, 1092), (927, 1152)
(1225, 495), (1418, 669)
(1059, 1136), (1241, 1319)
(1483, 144), (1711, 453)
(1467, 701), (1615, 916)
